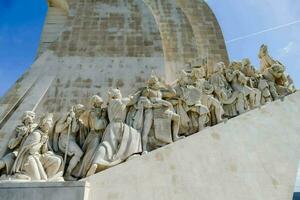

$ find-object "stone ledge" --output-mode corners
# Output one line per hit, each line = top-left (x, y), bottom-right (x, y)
(0, 181), (89, 200)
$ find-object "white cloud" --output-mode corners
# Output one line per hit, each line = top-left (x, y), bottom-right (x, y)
(280, 41), (295, 56)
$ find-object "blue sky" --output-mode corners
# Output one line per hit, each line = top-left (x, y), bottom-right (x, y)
(0, 0), (299, 96)
(0, 0), (47, 96)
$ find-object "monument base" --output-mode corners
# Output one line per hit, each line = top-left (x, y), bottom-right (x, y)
(0, 181), (89, 200)
(1, 92), (299, 200)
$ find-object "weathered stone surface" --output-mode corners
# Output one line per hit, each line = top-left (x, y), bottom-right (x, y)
(1, 91), (298, 199)
(0, 0), (228, 157)
(39, 0), (228, 81)
(84, 91), (300, 200)
(0, 181), (89, 200)
(0, 0), (298, 198)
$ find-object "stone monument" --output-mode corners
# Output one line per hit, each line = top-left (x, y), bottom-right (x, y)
(0, 0), (298, 200)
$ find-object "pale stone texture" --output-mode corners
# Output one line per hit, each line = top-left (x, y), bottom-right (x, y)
(0, 0), (228, 156)
(0, 181), (89, 200)
(84, 91), (300, 200)
(0, 91), (298, 199)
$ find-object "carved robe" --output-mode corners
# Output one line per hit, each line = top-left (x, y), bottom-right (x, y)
(209, 72), (244, 117)
(92, 98), (142, 171)
(0, 123), (37, 175)
(11, 129), (63, 181)
(72, 108), (108, 178)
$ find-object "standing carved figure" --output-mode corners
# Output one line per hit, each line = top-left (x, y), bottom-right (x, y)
(53, 104), (85, 180)
(86, 89), (142, 176)
(241, 58), (271, 105)
(209, 62), (246, 117)
(190, 67), (225, 125)
(0, 111), (37, 176)
(258, 44), (277, 73)
(11, 114), (63, 181)
(263, 63), (295, 99)
(225, 61), (260, 109)
(172, 70), (209, 135)
(72, 96), (108, 178)
(140, 76), (182, 152)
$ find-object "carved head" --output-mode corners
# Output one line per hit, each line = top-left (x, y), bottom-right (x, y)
(259, 44), (268, 58)
(21, 111), (36, 125)
(73, 104), (85, 118)
(39, 114), (53, 133)
(191, 67), (206, 79)
(90, 95), (104, 108)
(108, 88), (122, 100)
(147, 75), (160, 90)
(229, 61), (242, 71)
(242, 58), (257, 77)
(270, 63), (285, 79)
(242, 58), (251, 66)
(213, 62), (225, 74)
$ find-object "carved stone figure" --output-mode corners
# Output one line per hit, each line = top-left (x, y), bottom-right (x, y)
(171, 70), (209, 135)
(126, 93), (151, 134)
(0, 111), (37, 175)
(226, 61), (260, 109)
(190, 67), (225, 125)
(263, 63), (295, 99)
(209, 62), (246, 117)
(72, 96), (108, 179)
(139, 76), (183, 152)
(258, 44), (278, 73)
(53, 104), (85, 180)
(86, 89), (142, 176)
(241, 58), (271, 105)
(0, 43), (296, 181)
(10, 114), (63, 181)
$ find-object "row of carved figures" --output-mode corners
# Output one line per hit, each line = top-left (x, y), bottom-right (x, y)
(0, 44), (296, 181)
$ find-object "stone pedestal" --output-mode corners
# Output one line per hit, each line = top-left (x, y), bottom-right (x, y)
(0, 181), (89, 200)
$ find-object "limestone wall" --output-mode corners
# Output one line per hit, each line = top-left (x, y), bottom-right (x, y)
(37, 7), (68, 56)
(38, 0), (228, 81)
(0, 0), (228, 121)
(0, 0), (228, 158)
(85, 91), (300, 200)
